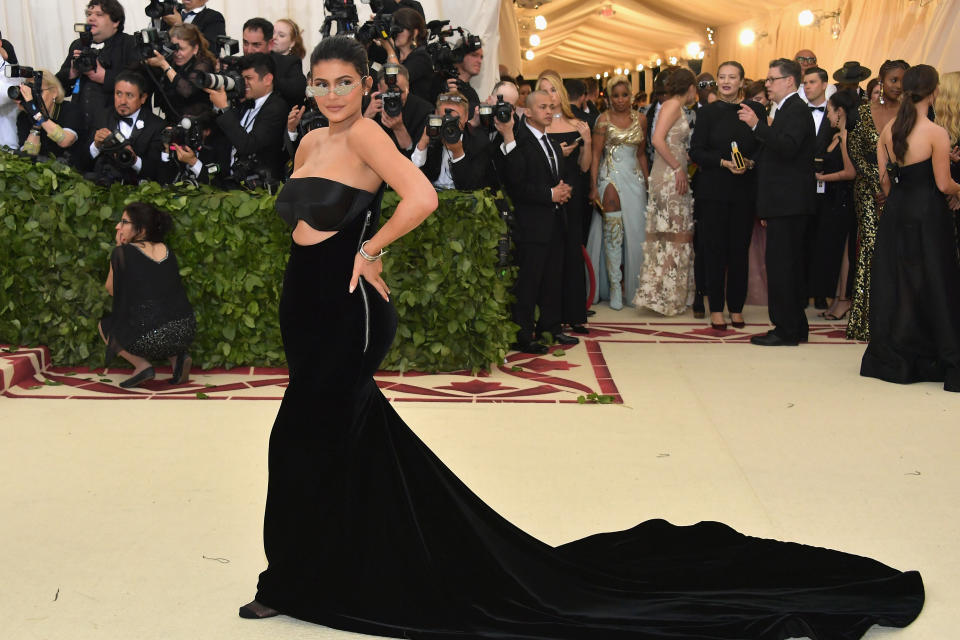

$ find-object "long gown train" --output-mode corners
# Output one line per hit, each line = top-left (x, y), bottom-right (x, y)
(255, 179), (924, 639)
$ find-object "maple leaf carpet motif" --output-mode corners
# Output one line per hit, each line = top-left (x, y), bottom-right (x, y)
(1, 322), (860, 402)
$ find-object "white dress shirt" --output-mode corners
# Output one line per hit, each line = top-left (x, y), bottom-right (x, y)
(89, 107), (144, 173)
(230, 91), (270, 167)
(411, 137), (464, 190)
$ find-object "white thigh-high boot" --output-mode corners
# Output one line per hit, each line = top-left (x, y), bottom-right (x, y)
(604, 211), (624, 310)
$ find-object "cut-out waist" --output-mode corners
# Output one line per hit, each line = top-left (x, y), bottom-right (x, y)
(292, 220), (339, 247)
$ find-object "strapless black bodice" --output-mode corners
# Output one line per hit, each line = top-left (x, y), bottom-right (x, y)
(275, 176), (381, 231)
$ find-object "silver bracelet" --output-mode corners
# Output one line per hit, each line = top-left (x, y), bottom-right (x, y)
(359, 240), (387, 262)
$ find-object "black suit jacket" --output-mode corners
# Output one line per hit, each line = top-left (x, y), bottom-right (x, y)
(502, 119), (565, 243)
(375, 93), (433, 156)
(812, 107), (836, 156)
(689, 100), (764, 203)
(1, 39), (17, 64)
(56, 31), (139, 124)
(753, 93), (816, 218)
(88, 108), (166, 182)
(216, 91), (288, 181)
(270, 53), (307, 110)
(420, 124), (492, 191)
(161, 8), (226, 50)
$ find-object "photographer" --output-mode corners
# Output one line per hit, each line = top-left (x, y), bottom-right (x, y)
(379, 7), (434, 103)
(241, 18), (306, 109)
(158, 104), (228, 185)
(433, 33), (483, 117)
(365, 63), (432, 156)
(208, 52), (287, 185)
(13, 71), (80, 160)
(55, 1), (138, 127)
(157, 0), (226, 50)
(143, 23), (215, 123)
(411, 91), (491, 191)
(86, 70), (165, 185)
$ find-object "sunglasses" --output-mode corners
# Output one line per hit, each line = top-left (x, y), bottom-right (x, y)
(437, 93), (468, 104)
(306, 76), (368, 97)
(796, 56), (817, 64)
(697, 80), (716, 89)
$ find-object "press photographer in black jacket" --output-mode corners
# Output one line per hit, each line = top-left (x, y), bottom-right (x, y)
(158, 0), (226, 51)
(207, 53), (288, 185)
(379, 7), (434, 104)
(158, 104), (229, 185)
(143, 23), (215, 123)
(411, 91), (490, 191)
(86, 70), (165, 185)
(13, 70), (80, 161)
(365, 63), (432, 156)
(56, 0), (138, 132)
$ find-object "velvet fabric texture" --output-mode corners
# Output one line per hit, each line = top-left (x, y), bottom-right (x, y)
(253, 178), (925, 638)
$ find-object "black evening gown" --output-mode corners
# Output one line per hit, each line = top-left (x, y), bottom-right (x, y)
(861, 158), (960, 392)
(256, 177), (924, 638)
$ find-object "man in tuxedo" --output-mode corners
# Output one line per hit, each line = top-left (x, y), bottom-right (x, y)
(56, 0), (138, 163)
(86, 71), (164, 184)
(500, 89), (579, 354)
(739, 58), (816, 346)
(801, 66), (838, 309)
(158, 105), (229, 186)
(411, 92), (491, 191)
(241, 18), (307, 109)
(207, 53), (288, 184)
(159, 0), (225, 49)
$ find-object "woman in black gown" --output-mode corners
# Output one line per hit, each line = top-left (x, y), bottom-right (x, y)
(240, 36), (925, 638)
(862, 65), (960, 392)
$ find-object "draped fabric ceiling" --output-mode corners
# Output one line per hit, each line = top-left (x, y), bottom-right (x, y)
(503, 0), (960, 82)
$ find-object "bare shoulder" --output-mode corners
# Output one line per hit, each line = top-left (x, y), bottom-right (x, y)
(348, 116), (391, 143)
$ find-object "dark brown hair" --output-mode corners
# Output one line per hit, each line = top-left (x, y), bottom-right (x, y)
(663, 67), (696, 97)
(891, 64), (938, 162)
(879, 59), (910, 81)
(828, 89), (860, 131)
(168, 23), (216, 66)
(88, 0), (124, 31)
(393, 8), (427, 47)
(769, 58), (801, 87)
(718, 61), (745, 79)
(124, 202), (173, 242)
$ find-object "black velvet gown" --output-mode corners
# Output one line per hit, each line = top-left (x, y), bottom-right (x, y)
(256, 177), (925, 638)
(861, 158), (960, 392)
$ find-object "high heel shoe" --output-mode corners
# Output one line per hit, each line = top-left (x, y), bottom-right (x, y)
(711, 322), (728, 331)
(730, 319), (746, 329)
(119, 367), (155, 388)
(239, 600), (280, 619)
(823, 308), (850, 321)
(170, 353), (192, 384)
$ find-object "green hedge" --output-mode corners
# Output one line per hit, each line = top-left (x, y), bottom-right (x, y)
(0, 151), (517, 373)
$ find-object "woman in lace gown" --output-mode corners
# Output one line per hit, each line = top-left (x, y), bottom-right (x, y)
(634, 67), (697, 315)
(587, 74), (648, 310)
(239, 36), (924, 639)
(847, 60), (909, 340)
(862, 65), (960, 392)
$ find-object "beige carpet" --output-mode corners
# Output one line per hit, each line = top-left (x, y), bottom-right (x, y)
(1, 305), (955, 639)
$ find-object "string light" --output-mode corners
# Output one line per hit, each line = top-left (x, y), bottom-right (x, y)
(706, 26), (715, 46)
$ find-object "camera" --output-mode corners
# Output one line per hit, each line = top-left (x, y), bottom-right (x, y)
(161, 116), (204, 150)
(320, 0), (361, 37)
(299, 96), (329, 136)
(425, 20), (457, 80)
(231, 155), (281, 194)
(4, 64), (35, 79)
(356, 12), (400, 46)
(72, 24), (100, 75)
(427, 109), (461, 145)
(381, 63), (403, 118)
(145, 0), (183, 20)
(493, 94), (513, 123)
(135, 28), (179, 61)
(100, 131), (136, 167)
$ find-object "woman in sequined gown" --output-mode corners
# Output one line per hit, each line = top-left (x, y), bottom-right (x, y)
(634, 67), (697, 316)
(847, 60), (909, 340)
(588, 74), (649, 310)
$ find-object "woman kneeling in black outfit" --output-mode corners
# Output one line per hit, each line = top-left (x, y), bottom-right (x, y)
(99, 202), (196, 388)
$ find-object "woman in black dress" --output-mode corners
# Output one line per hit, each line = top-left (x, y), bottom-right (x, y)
(862, 65), (960, 392)
(239, 36), (925, 638)
(143, 23), (215, 123)
(689, 60), (760, 330)
(99, 202), (195, 388)
(379, 7), (434, 104)
(813, 90), (858, 321)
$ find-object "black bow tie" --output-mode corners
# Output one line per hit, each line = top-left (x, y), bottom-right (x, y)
(118, 116), (134, 126)
(182, 10), (195, 17)
(809, 105), (825, 112)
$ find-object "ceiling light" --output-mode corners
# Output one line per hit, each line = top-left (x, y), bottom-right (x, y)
(529, 34), (541, 46)
(685, 42), (701, 58)
(655, 58), (662, 67)
(525, 49), (535, 61)
(603, 71), (609, 78)
(798, 10), (815, 26)
(636, 63), (644, 71)
(739, 29), (756, 45)
(534, 15), (547, 30)
(668, 56), (678, 65)
(615, 67), (622, 75)
(595, 73), (601, 79)
(624, 68), (630, 75)
(698, 51), (705, 59)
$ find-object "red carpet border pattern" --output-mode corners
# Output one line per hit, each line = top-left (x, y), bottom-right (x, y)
(1, 322), (859, 403)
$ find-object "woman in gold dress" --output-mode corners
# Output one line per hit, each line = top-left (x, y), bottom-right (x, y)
(846, 60), (909, 340)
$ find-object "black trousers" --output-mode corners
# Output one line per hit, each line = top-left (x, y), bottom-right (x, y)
(809, 193), (857, 299)
(765, 215), (811, 341)
(513, 219), (563, 344)
(560, 203), (587, 325)
(699, 199), (755, 313)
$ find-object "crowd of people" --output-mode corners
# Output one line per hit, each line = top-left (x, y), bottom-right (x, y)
(2, 1), (959, 389)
